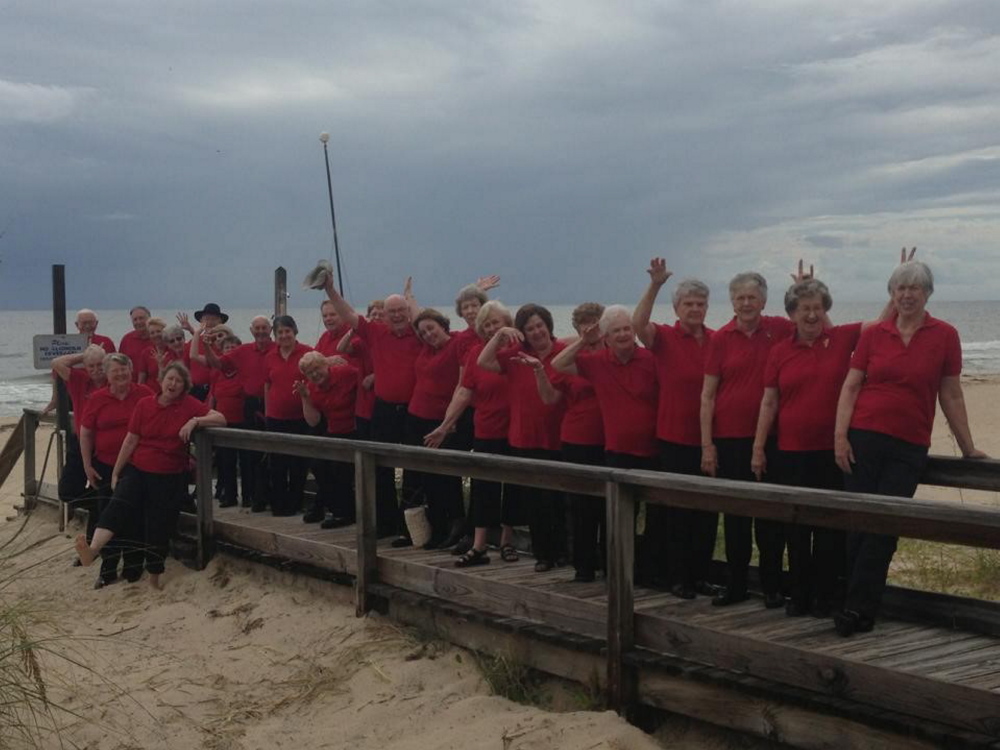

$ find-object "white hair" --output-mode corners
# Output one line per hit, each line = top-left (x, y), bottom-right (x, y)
(598, 304), (632, 335)
(729, 272), (768, 303)
(888, 261), (934, 296)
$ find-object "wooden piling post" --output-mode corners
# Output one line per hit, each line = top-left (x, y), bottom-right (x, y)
(22, 411), (39, 509)
(194, 430), (215, 569)
(354, 449), (378, 616)
(52, 265), (71, 439)
(274, 267), (287, 318)
(606, 480), (636, 716)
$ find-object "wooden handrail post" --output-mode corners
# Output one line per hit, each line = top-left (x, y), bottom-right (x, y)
(354, 449), (378, 616)
(606, 480), (636, 716)
(194, 430), (215, 569)
(22, 410), (39, 509)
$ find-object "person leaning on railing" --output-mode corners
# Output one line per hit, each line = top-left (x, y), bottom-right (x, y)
(833, 259), (988, 637)
(74, 362), (226, 590)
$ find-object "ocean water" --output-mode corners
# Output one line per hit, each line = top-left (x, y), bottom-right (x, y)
(1, 301), (998, 417)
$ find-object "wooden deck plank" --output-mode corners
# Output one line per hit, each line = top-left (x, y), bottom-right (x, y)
(866, 635), (995, 669)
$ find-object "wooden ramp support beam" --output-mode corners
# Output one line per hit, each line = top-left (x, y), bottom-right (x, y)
(354, 449), (378, 616)
(194, 430), (215, 569)
(606, 480), (636, 716)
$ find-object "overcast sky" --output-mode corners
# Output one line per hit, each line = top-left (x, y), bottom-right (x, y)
(2, 1), (999, 314)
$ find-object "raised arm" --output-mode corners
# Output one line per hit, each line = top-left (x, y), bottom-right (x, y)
(476, 275), (501, 292)
(834, 368), (864, 473)
(476, 327), (523, 373)
(403, 276), (420, 321)
(515, 353), (563, 405)
(336, 329), (355, 354)
(699, 375), (720, 477)
(189, 326), (209, 366)
(751, 388), (779, 480)
(323, 276), (360, 330)
(939, 376), (988, 459)
(550, 335), (590, 376)
(634, 257), (672, 348)
(51, 352), (85, 382)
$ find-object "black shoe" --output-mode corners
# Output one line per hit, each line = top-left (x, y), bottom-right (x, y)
(670, 583), (696, 600)
(422, 535), (447, 551)
(785, 600), (809, 617)
(218, 498), (237, 509)
(302, 509), (325, 524)
(320, 516), (354, 530)
(391, 536), (413, 548)
(123, 573), (142, 584)
(712, 588), (749, 607)
(251, 500), (268, 513)
(94, 575), (119, 590)
(455, 547), (490, 568)
(834, 609), (860, 637)
(554, 556), (569, 568)
(450, 535), (474, 556)
(857, 614), (876, 633)
(272, 508), (297, 517)
(534, 560), (553, 573)
(573, 569), (596, 583)
(810, 598), (832, 619)
(694, 580), (719, 597)
(438, 521), (466, 550)
(763, 592), (785, 609)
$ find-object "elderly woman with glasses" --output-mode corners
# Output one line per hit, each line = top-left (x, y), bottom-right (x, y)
(832, 259), (988, 636)
(78, 353), (154, 587)
(75, 362), (226, 589)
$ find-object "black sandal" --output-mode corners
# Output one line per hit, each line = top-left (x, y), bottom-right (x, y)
(499, 544), (519, 563)
(455, 547), (490, 568)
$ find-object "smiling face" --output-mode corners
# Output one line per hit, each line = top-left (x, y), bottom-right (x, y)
(275, 324), (297, 348)
(147, 321), (165, 347)
(367, 304), (385, 323)
(604, 315), (636, 356)
(75, 312), (98, 336)
(730, 284), (765, 327)
(674, 294), (708, 330)
(892, 282), (929, 318)
(250, 317), (272, 344)
(83, 356), (105, 383)
(480, 311), (507, 341)
(300, 358), (328, 384)
(321, 302), (342, 332)
(105, 360), (131, 389)
(417, 318), (450, 349)
(130, 308), (150, 335)
(791, 295), (826, 342)
(383, 296), (410, 333)
(165, 331), (186, 354)
(522, 315), (552, 353)
(160, 368), (187, 400)
(460, 298), (481, 327)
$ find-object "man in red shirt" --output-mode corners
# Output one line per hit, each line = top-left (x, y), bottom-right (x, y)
(75, 309), (116, 353)
(119, 306), (153, 382)
(322, 275), (422, 538)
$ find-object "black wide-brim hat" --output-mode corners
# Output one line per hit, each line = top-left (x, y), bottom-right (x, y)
(194, 302), (229, 324)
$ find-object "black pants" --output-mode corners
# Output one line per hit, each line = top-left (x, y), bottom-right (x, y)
(313, 431), (357, 519)
(605, 451), (658, 583)
(471, 438), (520, 527)
(511, 447), (566, 564)
(265, 417), (310, 516)
(773, 449), (845, 609)
(716, 436), (785, 596)
(355, 416), (372, 440)
(98, 466), (188, 575)
(217, 423), (258, 507)
(562, 442), (605, 576)
(242, 397), (269, 508)
(405, 414), (465, 540)
(660, 440), (718, 588)
(90, 459), (144, 582)
(842, 429), (928, 619)
(371, 399), (416, 536)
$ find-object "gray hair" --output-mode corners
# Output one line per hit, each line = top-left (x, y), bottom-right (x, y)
(598, 304), (632, 335)
(82, 344), (107, 365)
(454, 284), (488, 317)
(103, 352), (132, 371)
(162, 324), (185, 342)
(298, 350), (328, 372)
(888, 260), (934, 297)
(784, 279), (832, 315)
(474, 300), (512, 338)
(672, 279), (710, 307)
(729, 272), (768, 303)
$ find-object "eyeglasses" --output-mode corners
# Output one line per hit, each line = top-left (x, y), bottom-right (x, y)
(167, 337), (185, 344)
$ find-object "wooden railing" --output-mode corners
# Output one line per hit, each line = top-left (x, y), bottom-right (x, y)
(191, 426), (1000, 715)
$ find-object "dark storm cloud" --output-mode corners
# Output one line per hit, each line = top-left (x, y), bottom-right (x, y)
(2, 0), (1000, 314)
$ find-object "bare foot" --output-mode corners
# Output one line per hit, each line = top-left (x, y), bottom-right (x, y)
(148, 573), (164, 591)
(75, 535), (96, 566)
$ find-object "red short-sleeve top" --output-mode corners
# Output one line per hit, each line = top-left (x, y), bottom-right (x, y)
(576, 347), (658, 457)
(650, 322), (713, 446)
(80, 384), (155, 466)
(497, 340), (567, 451)
(264, 342), (313, 420)
(355, 316), (422, 404)
(127, 394), (211, 474)
(308, 364), (360, 435)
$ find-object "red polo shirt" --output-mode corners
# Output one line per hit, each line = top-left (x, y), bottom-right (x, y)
(576, 347), (658, 457)
(81, 383), (155, 465)
(183, 340), (218, 387)
(764, 323), (862, 452)
(127, 394), (211, 474)
(408, 338), (462, 420)
(461, 345), (509, 440)
(554, 371), (604, 447)
(264, 342), (313, 420)
(220, 341), (276, 400)
(355, 316), (422, 405)
(705, 315), (795, 439)
(454, 328), (481, 363)
(89, 334), (116, 354)
(119, 331), (153, 382)
(849, 314), (962, 447)
(66, 369), (102, 435)
(497, 341), (567, 451)
(315, 324), (352, 357)
(308, 365), (359, 435)
(651, 322), (714, 446)
(209, 369), (246, 425)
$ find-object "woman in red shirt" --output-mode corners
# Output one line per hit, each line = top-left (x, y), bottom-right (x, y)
(208, 334), (247, 508)
(297, 351), (359, 529)
(75, 362), (225, 589)
(405, 309), (465, 548)
(79, 353), (154, 587)
(478, 304), (567, 572)
(264, 315), (314, 518)
(833, 261), (987, 635)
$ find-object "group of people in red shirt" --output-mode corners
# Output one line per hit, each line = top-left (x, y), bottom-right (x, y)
(62, 252), (985, 637)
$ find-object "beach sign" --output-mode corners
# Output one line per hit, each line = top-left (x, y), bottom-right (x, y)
(32, 334), (88, 369)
